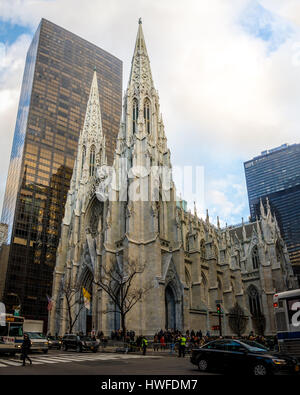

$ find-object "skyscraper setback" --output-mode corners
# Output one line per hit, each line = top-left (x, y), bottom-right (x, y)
(244, 143), (300, 282)
(1, 18), (122, 325)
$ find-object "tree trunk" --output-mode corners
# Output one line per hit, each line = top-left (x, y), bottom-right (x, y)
(121, 313), (126, 342)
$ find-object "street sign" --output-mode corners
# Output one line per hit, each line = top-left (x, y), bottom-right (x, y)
(215, 300), (223, 304)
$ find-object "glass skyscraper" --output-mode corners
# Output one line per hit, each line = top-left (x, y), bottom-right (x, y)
(1, 19), (122, 326)
(244, 143), (300, 281)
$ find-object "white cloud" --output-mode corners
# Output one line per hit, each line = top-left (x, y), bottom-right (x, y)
(0, 0), (299, 225)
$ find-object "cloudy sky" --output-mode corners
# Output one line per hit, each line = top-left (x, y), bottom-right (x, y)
(0, 0), (300, 227)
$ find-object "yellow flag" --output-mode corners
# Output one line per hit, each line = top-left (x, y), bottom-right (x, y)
(82, 287), (91, 310)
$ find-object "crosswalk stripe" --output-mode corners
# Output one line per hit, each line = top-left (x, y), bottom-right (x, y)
(29, 358), (58, 364)
(0, 359), (20, 366)
(36, 357), (72, 363)
(34, 357), (72, 363)
(0, 353), (162, 368)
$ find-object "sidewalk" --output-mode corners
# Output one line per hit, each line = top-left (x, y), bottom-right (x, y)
(97, 341), (191, 358)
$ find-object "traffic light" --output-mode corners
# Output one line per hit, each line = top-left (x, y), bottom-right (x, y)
(216, 304), (221, 314)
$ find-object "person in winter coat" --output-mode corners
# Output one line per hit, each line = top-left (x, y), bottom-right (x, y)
(21, 334), (32, 366)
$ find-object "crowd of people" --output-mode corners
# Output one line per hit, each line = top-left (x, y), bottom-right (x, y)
(110, 330), (135, 342)
(108, 328), (279, 353)
(47, 328), (278, 353)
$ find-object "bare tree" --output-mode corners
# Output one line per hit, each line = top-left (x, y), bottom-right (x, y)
(57, 282), (86, 334)
(228, 303), (248, 337)
(93, 259), (153, 340)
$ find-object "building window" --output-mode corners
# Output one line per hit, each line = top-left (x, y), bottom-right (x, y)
(252, 245), (260, 270)
(89, 146), (95, 177)
(276, 242), (282, 263)
(132, 99), (138, 134)
(144, 99), (151, 133)
(248, 285), (261, 316)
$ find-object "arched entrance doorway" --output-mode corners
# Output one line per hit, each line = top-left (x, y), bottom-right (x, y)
(165, 285), (176, 330)
(78, 264), (94, 335)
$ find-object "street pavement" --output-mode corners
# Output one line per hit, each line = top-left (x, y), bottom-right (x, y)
(0, 349), (217, 375)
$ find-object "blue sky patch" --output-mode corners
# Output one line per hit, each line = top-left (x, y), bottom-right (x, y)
(0, 20), (33, 45)
(239, 1), (293, 52)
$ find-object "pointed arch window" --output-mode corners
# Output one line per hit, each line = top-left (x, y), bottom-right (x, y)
(89, 146), (96, 177)
(144, 99), (151, 133)
(252, 245), (260, 270)
(248, 285), (261, 316)
(276, 242), (282, 263)
(201, 272), (208, 304)
(81, 146), (86, 174)
(132, 99), (138, 134)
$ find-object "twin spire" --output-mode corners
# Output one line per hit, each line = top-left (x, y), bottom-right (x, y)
(74, 18), (162, 189)
(80, 69), (103, 144)
(128, 17), (154, 93)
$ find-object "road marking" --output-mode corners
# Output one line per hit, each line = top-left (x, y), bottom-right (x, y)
(29, 357), (59, 364)
(0, 353), (162, 368)
(0, 359), (20, 366)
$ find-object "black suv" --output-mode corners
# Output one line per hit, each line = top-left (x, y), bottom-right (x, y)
(190, 339), (299, 375)
(62, 334), (99, 353)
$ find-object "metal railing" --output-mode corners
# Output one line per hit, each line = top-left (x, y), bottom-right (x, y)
(97, 341), (195, 354)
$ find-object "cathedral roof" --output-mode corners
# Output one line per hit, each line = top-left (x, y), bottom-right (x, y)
(226, 222), (257, 240)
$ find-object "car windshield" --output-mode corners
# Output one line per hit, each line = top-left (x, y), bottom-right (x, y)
(241, 340), (269, 352)
(26, 332), (44, 339)
(80, 336), (93, 341)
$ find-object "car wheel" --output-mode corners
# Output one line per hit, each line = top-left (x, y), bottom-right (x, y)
(76, 345), (82, 353)
(253, 364), (268, 376)
(63, 344), (68, 351)
(198, 358), (209, 372)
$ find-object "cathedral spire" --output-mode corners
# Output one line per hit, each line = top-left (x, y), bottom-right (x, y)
(72, 70), (105, 188)
(80, 70), (103, 143)
(260, 198), (266, 218)
(128, 19), (154, 94)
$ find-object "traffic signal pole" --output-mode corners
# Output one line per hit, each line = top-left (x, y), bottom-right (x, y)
(216, 303), (222, 337)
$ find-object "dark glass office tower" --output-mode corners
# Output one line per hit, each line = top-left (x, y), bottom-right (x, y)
(244, 143), (300, 281)
(1, 19), (122, 325)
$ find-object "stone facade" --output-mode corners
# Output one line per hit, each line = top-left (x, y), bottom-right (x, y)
(49, 21), (298, 337)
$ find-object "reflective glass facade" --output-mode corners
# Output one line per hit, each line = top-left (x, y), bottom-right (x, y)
(1, 19), (122, 324)
(244, 144), (300, 280)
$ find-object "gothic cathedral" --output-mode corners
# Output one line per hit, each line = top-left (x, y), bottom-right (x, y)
(49, 20), (298, 337)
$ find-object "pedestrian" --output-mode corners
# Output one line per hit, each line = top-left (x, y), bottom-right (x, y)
(142, 336), (148, 355)
(21, 333), (32, 366)
(160, 335), (166, 350)
(178, 333), (186, 358)
(153, 334), (159, 351)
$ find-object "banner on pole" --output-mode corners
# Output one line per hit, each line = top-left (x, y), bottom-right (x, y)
(46, 295), (53, 311)
(82, 288), (91, 310)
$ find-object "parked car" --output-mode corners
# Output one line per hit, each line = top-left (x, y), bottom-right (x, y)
(190, 339), (299, 375)
(62, 334), (99, 353)
(24, 332), (49, 354)
(47, 336), (62, 350)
